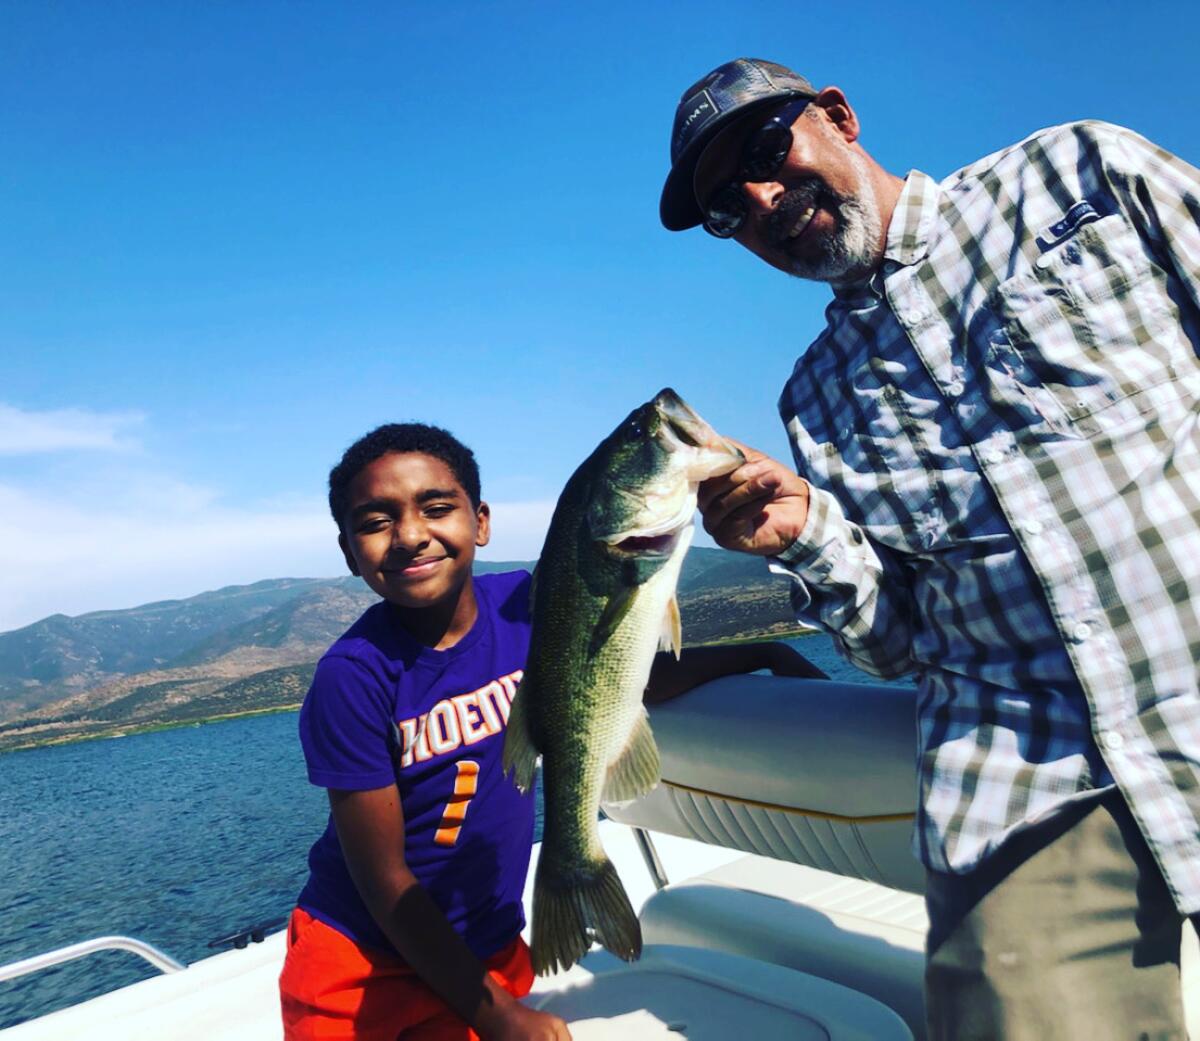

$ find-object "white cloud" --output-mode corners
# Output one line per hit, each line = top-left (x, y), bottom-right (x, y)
(0, 403), (144, 455)
(0, 481), (558, 633)
(0, 482), (337, 631)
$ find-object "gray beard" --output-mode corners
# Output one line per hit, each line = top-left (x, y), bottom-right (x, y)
(787, 152), (883, 285)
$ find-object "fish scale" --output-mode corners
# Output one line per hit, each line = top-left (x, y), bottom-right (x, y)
(502, 389), (742, 975)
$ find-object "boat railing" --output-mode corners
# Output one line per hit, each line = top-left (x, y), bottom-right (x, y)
(0, 936), (186, 984)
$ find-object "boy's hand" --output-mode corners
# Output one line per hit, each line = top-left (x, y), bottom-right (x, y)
(483, 1001), (571, 1041)
(698, 443), (810, 558)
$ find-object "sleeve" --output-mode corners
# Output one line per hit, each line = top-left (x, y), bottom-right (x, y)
(298, 653), (398, 791)
(767, 483), (916, 680)
(1097, 124), (1200, 320)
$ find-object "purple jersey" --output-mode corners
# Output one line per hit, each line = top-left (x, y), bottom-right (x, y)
(296, 570), (536, 959)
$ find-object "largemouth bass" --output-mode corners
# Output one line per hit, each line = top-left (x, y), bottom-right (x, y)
(503, 388), (743, 974)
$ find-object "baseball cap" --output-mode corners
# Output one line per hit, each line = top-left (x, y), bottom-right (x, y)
(660, 58), (817, 231)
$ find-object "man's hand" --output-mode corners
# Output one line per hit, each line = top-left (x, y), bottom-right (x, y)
(698, 442), (810, 557)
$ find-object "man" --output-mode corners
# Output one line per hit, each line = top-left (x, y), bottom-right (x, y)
(660, 57), (1200, 1040)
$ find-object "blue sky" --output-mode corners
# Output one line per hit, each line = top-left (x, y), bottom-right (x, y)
(2, 0), (1197, 631)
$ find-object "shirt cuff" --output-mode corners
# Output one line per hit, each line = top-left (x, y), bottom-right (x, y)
(307, 766), (398, 791)
(767, 484), (843, 579)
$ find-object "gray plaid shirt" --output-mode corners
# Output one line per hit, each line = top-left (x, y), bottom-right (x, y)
(773, 121), (1200, 910)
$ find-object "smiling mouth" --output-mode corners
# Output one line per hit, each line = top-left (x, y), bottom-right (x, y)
(768, 183), (827, 249)
(784, 205), (817, 241)
(388, 557), (446, 577)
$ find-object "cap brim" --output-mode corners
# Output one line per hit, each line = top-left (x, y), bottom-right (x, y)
(658, 92), (809, 232)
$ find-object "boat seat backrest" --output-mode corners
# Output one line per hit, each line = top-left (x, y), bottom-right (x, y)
(602, 674), (926, 894)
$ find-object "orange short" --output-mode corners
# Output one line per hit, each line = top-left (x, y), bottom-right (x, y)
(278, 907), (534, 1041)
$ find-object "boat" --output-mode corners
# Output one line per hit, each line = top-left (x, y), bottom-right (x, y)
(4, 673), (1198, 1039)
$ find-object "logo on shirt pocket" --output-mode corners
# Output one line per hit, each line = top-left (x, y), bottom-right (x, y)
(991, 206), (1182, 435)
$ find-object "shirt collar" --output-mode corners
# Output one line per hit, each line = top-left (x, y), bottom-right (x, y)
(884, 169), (938, 267)
(831, 170), (938, 303)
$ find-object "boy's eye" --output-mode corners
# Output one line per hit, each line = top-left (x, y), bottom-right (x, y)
(424, 503), (454, 517)
(357, 517), (390, 533)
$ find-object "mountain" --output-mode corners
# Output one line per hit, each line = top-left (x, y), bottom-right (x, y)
(0, 549), (803, 751)
(0, 578), (347, 717)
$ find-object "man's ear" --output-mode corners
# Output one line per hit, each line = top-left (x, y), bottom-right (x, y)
(338, 532), (361, 576)
(475, 502), (491, 548)
(813, 86), (860, 144)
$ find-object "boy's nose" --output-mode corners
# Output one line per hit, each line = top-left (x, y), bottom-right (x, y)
(391, 517), (430, 551)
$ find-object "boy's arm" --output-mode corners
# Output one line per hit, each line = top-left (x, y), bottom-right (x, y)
(644, 640), (827, 705)
(329, 786), (570, 1041)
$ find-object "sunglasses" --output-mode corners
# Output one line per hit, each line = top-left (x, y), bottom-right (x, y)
(701, 98), (812, 238)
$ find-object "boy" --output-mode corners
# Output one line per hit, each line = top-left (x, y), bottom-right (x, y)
(280, 422), (824, 1041)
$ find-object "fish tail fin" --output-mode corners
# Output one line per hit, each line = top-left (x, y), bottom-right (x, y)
(531, 855), (642, 975)
(502, 679), (539, 793)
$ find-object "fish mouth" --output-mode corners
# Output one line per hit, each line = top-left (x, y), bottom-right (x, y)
(608, 531), (681, 557)
(654, 388), (743, 478)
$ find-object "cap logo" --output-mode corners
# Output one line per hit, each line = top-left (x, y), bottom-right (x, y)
(673, 88), (718, 155)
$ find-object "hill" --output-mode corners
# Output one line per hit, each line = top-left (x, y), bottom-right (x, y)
(0, 549), (803, 751)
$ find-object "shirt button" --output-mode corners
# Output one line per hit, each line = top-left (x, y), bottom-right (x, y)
(985, 449), (1005, 464)
(1101, 730), (1124, 752)
(1072, 621), (1092, 641)
(1023, 519), (1044, 536)
(947, 380), (965, 397)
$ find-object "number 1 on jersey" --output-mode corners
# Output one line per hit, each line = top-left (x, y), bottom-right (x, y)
(434, 760), (479, 846)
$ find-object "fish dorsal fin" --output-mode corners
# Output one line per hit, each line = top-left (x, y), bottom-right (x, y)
(657, 594), (682, 659)
(590, 585), (639, 656)
(601, 708), (661, 803)
(501, 675), (540, 794)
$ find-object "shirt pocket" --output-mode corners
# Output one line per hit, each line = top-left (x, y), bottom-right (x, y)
(989, 212), (1180, 435)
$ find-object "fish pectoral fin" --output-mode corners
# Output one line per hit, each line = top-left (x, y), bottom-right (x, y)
(601, 709), (661, 803)
(656, 594), (682, 659)
(590, 586), (640, 656)
(501, 678), (540, 793)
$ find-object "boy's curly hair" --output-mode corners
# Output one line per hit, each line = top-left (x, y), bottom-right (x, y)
(328, 423), (481, 530)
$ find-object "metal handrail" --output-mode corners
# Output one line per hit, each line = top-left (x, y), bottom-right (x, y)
(0, 936), (186, 984)
(632, 826), (670, 891)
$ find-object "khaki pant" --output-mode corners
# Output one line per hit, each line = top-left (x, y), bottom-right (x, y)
(924, 791), (1189, 1041)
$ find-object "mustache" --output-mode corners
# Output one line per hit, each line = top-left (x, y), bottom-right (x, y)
(765, 180), (826, 247)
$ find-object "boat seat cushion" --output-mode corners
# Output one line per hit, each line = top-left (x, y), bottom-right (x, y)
(640, 857), (929, 1039)
(527, 943), (913, 1040)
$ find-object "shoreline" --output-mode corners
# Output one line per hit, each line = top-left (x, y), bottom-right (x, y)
(0, 627), (819, 755)
(0, 703), (305, 756)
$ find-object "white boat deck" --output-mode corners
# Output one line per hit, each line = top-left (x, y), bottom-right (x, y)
(0, 829), (768, 1041)
(6, 674), (1198, 1039)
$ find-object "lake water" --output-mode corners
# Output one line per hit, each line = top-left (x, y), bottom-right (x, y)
(0, 634), (912, 1028)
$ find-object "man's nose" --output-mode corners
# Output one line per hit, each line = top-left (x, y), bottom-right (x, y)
(742, 180), (783, 215)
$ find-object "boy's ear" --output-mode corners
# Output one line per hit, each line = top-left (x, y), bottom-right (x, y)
(338, 532), (361, 576)
(475, 502), (491, 548)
